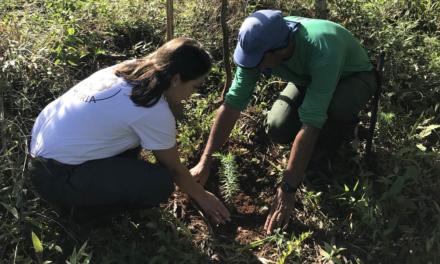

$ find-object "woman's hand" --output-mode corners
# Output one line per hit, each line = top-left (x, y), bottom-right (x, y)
(190, 160), (211, 186)
(153, 146), (229, 224)
(194, 190), (230, 224)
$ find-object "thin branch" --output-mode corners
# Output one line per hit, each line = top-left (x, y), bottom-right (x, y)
(0, 78), (6, 155)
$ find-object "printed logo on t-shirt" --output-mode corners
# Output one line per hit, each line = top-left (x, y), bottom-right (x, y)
(70, 70), (123, 103)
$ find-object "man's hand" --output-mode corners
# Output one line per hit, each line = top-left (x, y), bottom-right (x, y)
(263, 124), (319, 234)
(194, 190), (231, 224)
(190, 160), (211, 186)
(264, 186), (296, 235)
(191, 104), (241, 186)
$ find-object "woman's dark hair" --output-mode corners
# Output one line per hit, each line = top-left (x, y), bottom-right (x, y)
(115, 37), (212, 107)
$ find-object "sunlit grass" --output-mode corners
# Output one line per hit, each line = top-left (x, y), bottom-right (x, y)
(1, 0), (439, 263)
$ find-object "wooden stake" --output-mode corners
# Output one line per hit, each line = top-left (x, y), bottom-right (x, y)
(166, 0), (174, 41)
(315, 0), (328, 19)
(366, 52), (385, 160)
(220, 0), (232, 101)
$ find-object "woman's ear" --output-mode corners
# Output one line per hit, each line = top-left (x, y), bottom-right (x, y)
(170, 73), (182, 89)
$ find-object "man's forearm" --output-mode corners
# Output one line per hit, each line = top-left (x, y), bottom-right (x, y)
(201, 104), (241, 164)
(283, 124), (320, 188)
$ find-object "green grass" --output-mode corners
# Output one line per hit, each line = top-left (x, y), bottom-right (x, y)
(1, 0), (439, 263)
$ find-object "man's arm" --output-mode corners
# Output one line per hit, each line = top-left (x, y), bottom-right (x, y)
(190, 103), (241, 185)
(264, 124), (320, 234)
(283, 124), (320, 187)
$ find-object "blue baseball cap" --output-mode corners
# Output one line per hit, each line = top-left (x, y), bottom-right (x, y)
(234, 10), (292, 68)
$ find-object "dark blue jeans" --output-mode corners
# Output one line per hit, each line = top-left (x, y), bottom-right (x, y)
(28, 148), (174, 219)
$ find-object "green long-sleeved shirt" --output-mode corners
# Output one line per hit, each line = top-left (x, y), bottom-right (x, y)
(224, 16), (373, 128)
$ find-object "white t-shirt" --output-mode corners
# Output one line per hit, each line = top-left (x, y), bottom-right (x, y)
(30, 66), (177, 165)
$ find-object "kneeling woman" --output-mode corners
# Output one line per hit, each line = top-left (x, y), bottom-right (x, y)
(28, 37), (230, 224)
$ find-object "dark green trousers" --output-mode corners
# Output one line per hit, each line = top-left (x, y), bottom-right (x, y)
(265, 70), (377, 147)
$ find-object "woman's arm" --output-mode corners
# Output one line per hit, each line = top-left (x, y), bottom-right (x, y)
(153, 146), (230, 223)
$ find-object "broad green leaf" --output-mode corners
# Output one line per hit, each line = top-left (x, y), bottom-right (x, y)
(320, 247), (331, 258)
(1, 202), (18, 219)
(404, 165), (419, 178)
(381, 166), (418, 200)
(324, 242), (333, 253)
(94, 48), (106, 55)
(67, 27), (75, 35)
(31, 231), (43, 253)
